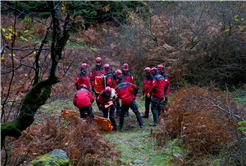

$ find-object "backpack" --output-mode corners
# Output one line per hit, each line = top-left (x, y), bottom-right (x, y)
(95, 75), (107, 94)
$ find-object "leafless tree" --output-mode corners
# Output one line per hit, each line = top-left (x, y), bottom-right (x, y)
(1, 1), (76, 148)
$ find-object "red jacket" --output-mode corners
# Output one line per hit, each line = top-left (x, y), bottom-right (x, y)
(75, 71), (90, 90)
(122, 71), (134, 83)
(73, 88), (94, 107)
(143, 74), (153, 95)
(104, 72), (114, 88)
(97, 90), (110, 108)
(94, 75), (106, 94)
(115, 82), (138, 105)
(112, 79), (117, 88)
(90, 65), (105, 87)
(111, 70), (117, 88)
(164, 77), (170, 93)
(151, 73), (165, 98)
(160, 71), (170, 93)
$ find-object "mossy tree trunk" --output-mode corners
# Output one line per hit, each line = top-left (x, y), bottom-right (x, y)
(1, 1), (71, 147)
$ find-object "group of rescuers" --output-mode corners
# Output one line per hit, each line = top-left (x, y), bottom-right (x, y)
(72, 57), (170, 131)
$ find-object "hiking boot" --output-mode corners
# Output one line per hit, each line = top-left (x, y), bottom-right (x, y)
(149, 123), (156, 126)
(118, 127), (123, 132)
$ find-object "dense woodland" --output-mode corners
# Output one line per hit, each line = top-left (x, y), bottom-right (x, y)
(1, 1), (246, 165)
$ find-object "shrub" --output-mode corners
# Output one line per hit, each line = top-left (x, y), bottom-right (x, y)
(156, 86), (244, 158)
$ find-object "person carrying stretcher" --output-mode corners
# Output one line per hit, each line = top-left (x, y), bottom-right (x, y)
(97, 86), (118, 131)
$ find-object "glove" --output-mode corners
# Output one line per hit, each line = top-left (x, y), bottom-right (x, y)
(92, 86), (95, 92)
(147, 93), (151, 98)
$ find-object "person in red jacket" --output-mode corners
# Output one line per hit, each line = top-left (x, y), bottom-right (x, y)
(122, 63), (134, 83)
(103, 64), (114, 88)
(73, 84), (94, 124)
(97, 86), (117, 131)
(90, 57), (105, 112)
(75, 63), (90, 90)
(115, 69), (144, 129)
(103, 64), (121, 118)
(109, 66), (121, 118)
(147, 67), (165, 126)
(157, 64), (170, 104)
(122, 63), (134, 117)
(141, 67), (153, 118)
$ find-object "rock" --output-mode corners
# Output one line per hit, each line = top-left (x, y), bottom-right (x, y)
(173, 152), (184, 158)
(27, 149), (71, 166)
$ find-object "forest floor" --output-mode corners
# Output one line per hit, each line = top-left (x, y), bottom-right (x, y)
(38, 97), (189, 166)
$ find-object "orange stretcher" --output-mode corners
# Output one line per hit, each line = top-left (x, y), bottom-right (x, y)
(61, 107), (114, 132)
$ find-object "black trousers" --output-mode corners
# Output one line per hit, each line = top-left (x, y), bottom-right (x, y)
(78, 105), (94, 124)
(102, 101), (117, 130)
(114, 97), (121, 117)
(151, 96), (163, 123)
(144, 95), (151, 117)
(95, 93), (102, 112)
(119, 99), (143, 128)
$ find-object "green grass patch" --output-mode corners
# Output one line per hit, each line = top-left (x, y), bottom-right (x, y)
(103, 131), (187, 165)
(233, 89), (246, 104)
(38, 97), (189, 165)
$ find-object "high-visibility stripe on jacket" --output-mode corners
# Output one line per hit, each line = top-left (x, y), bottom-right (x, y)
(94, 75), (107, 94)
(103, 72), (114, 88)
(90, 65), (105, 87)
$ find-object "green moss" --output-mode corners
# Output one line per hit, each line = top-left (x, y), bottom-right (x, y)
(27, 149), (71, 166)
(1, 119), (22, 137)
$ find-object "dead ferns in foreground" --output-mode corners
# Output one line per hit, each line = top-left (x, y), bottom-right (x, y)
(153, 86), (245, 164)
(1, 116), (121, 165)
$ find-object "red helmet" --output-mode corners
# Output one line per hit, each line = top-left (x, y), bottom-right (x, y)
(105, 86), (111, 95)
(104, 63), (111, 69)
(115, 69), (122, 76)
(96, 57), (102, 63)
(81, 63), (89, 69)
(150, 67), (157, 74)
(144, 67), (151, 72)
(122, 63), (129, 69)
(157, 64), (164, 70)
(80, 84), (87, 89)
